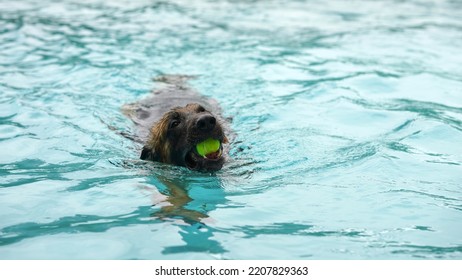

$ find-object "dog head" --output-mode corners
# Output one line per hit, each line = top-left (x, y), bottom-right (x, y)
(140, 103), (228, 172)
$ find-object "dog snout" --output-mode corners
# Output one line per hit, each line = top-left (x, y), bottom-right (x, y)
(196, 114), (216, 131)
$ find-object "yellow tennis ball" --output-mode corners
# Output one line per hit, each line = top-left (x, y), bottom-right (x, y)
(196, 138), (220, 157)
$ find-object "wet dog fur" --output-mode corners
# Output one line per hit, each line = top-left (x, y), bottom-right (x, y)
(122, 75), (229, 172)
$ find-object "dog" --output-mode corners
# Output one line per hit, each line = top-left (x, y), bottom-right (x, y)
(122, 75), (229, 172)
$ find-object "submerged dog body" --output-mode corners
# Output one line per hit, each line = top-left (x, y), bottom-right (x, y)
(123, 76), (229, 172)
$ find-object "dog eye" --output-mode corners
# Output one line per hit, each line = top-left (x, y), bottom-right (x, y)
(197, 106), (206, 113)
(169, 119), (180, 129)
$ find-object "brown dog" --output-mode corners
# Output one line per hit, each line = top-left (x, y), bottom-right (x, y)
(123, 75), (229, 172)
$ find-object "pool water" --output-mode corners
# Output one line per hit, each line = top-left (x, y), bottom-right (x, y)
(1, 0), (461, 259)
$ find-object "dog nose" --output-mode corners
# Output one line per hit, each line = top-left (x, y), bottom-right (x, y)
(196, 115), (216, 131)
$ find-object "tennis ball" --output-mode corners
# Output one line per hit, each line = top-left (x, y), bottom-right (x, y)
(196, 138), (220, 157)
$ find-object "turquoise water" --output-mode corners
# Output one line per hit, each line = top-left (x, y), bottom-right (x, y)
(1, 0), (462, 259)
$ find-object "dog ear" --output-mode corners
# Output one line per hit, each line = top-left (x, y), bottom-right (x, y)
(140, 146), (157, 161)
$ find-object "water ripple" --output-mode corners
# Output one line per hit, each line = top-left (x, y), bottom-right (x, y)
(0, 206), (156, 246)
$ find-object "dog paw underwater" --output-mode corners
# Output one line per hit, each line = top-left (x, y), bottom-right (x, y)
(122, 75), (231, 172)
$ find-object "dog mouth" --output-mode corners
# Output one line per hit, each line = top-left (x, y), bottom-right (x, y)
(184, 139), (224, 171)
